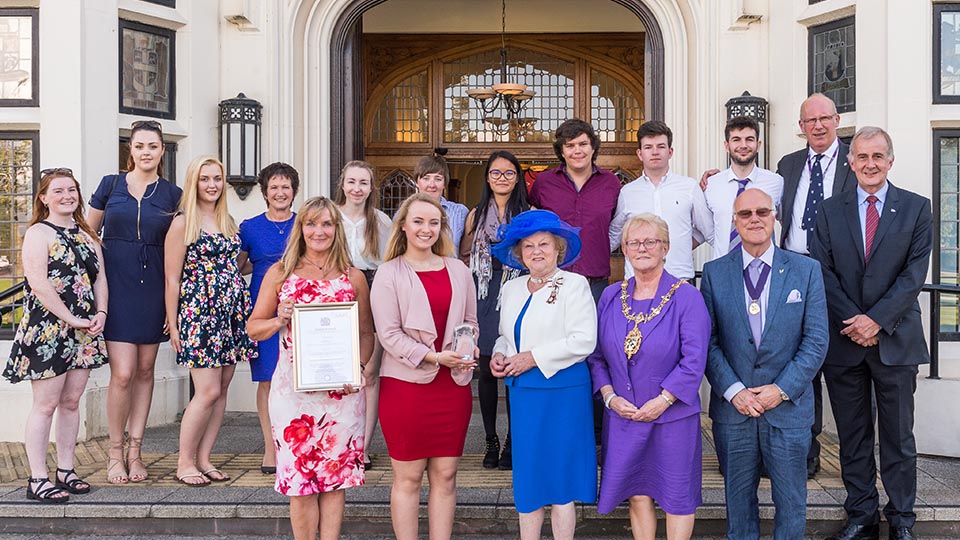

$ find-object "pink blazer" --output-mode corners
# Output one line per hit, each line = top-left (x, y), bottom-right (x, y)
(370, 256), (478, 385)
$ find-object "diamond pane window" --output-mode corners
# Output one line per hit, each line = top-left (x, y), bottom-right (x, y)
(591, 70), (644, 143)
(0, 132), (36, 336)
(371, 71), (428, 143)
(444, 49), (574, 143)
(379, 170), (417, 217)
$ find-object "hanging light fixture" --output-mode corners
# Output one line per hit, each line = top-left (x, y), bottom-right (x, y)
(466, 0), (536, 139)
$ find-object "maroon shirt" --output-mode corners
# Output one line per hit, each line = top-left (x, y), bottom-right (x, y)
(528, 165), (621, 278)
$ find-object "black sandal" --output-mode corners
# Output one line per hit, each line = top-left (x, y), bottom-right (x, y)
(26, 477), (70, 504)
(55, 468), (91, 494)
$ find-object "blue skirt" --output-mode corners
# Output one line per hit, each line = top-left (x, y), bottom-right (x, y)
(509, 377), (598, 512)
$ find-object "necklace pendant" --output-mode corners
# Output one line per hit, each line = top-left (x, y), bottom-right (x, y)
(748, 301), (761, 315)
(624, 326), (642, 359)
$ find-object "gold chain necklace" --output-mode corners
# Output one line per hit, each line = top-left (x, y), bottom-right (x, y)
(620, 279), (684, 359)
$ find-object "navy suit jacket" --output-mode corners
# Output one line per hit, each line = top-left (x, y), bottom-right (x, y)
(701, 246), (828, 428)
(809, 182), (932, 366)
(776, 142), (858, 248)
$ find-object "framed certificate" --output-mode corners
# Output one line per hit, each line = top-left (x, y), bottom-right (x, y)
(291, 301), (362, 392)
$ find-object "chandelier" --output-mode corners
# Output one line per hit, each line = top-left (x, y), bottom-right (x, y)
(466, 0), (537, 138)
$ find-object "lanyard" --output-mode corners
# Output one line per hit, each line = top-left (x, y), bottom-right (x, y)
(806, 144), (840, 178)
(743, 262), (771, 301)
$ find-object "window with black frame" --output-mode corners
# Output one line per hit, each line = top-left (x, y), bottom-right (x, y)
(935, 4), (960, 103)
(808, 16), (856, 114)
(934, 130), (960, 340)
(142, 0), (176, 7)
(119, 19), (176, 119)
(0, 8), (39, 107)
(0, 132), (37, 337)
(119, 137), (177, 184)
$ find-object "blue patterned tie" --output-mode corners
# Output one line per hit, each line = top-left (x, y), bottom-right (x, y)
(727, 178), (751, 253)
(802, 154), (824, 250)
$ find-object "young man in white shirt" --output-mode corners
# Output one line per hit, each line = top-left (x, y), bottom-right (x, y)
(608, 120), (713, 280)
(703, 116), (784, 260)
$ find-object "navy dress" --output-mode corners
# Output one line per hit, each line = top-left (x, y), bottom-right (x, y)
(239, 213), (294, 381)
(90, 173), (182, 344)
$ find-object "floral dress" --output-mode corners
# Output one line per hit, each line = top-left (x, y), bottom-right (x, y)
(4, 222), (108, 383)
(176, 230), (257, 368)
(270, 273), (365, 496)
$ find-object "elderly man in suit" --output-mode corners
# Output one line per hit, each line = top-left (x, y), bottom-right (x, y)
(811, 127), (932, 540)
(702, 188), (828, 540)
(777, 92), (858, 478)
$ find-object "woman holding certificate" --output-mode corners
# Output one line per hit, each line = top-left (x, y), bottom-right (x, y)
(248, 196), (372, 540)
(370, 193), (478, 540)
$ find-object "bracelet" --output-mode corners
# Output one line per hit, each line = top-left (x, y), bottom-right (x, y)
(659, 392), (675, 406)
(603, 393), (618, 409)
(96, 309), (107, 316)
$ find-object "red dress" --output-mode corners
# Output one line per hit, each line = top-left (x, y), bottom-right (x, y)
(378, 267), (473, 461)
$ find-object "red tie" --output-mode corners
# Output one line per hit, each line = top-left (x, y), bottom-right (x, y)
(864, 195), (879, 263)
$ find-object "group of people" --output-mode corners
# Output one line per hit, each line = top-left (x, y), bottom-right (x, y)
(2, 91), (931, 540)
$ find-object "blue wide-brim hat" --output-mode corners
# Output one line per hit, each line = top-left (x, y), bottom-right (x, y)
(490, 209), (582, 270)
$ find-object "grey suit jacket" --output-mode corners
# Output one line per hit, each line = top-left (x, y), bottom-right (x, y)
(776, 142), (858, 248)
(701, 247), (828, 428)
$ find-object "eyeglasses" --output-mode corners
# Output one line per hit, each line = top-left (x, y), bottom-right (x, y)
(735, 208), (775, 219)
(800, 115), (837, 128)
(40, 167), (74, 177)
(488, 169), (518, 180)
(131, 120), (163, 131)
(624, 238), (664, 251)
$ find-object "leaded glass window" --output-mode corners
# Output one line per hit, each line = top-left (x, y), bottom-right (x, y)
(379, 170), (416, 217)
(120, 19), (176, 118)
(591, 70), (643, 143)
(0, 9), (38, 107)
(370, 70), (429, 143)
(936, 130), (960, 338)
(808, 17), (855, 114)
(444, 49), (574, 144)
(613, 168), (636, 186)
(0, 132), (36, 336)
(936, 4), (960, 103)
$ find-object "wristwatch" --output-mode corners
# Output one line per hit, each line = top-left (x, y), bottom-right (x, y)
(776, 386), (790, 402)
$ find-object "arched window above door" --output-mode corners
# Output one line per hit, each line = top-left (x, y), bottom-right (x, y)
(370, 70), (429, 143)
(379, 169), (417, 217)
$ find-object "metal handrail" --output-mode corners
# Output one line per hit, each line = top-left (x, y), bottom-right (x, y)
(922, 282), (960, 380)
(0, 280), (24, 303)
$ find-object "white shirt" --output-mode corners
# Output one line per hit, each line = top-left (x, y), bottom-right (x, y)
(723, 243), (775, 402)
(341, 209), (392, 271)
(608, 170), (713, 280)
(703, 166), (784, 261)
(783, 137), (841, 254)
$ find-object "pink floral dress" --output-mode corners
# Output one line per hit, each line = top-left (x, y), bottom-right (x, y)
(270, 273), (365, 496)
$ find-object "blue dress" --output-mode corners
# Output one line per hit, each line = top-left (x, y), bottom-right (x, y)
(508, 295), (598, 513)
(239, 213), (295, 381)
(89, 173), (182, 343)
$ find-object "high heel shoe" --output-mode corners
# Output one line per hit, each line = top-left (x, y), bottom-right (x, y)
(106, 440), (128, 485)
(127, 437), (148, 483)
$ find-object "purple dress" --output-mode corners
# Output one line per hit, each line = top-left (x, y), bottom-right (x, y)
(586, 272), (709, 515)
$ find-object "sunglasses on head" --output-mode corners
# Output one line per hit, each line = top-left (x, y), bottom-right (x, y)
(40, 167), (74, 177)
(131, 120), (163, 131)
(735, 208), (774, 219)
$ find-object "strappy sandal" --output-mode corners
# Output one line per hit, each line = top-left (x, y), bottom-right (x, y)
(177, 472), (210, 487)
(201, 468), (230, 482)
(55, 468), (91, 494)
(26, 477), (69, 504)
(127, 437), (148, 483)
(106, 440), (128, 485)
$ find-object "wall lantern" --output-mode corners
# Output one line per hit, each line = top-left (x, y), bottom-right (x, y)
(725, 91), (769, 168)
(218, 93), (262, 199)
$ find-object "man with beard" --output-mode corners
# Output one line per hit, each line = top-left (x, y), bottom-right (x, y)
(703, 116), (783, 260)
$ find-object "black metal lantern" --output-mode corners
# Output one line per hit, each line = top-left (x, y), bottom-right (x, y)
(218, 93), (262, 199)
(725, 91), (769, 168)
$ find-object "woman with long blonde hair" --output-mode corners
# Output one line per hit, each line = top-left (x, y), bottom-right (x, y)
(248, 196), (373, 540)
(164, 155), (256, 486)
(5, 168), (108, 502)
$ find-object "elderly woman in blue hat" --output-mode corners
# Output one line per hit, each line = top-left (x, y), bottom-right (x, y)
(489, 209), (598, 540)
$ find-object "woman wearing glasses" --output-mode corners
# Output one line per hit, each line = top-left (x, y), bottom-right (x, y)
(5, 168), (108, 502)
(459, 151), (529, 470)
(586, 214), (709, 540)
(87, 120), (182, 484)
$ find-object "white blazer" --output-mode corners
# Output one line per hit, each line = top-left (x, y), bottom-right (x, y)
(492, 269), (598, 379)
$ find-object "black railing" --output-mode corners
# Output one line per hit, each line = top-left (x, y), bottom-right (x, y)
(922, 282), (960, 380)
(0, 280), (25, 338)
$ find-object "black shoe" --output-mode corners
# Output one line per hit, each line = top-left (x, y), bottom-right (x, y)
(260, 466), (277, 474)
(498, 436), (512, 470)
(55, 468), (90, 494)
(807, 456), (821, 479)
(825, 522), (880, 540)
(26, 477), (69, 504)
(482, 435), (500, 469)
(888, 526), (917, 540)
